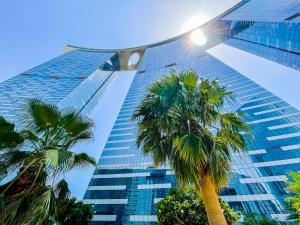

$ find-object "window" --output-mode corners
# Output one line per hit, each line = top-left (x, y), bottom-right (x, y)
(49, 75), (59, 80)
(77, 76), (87, 80)
(197, 54), (206, 58)
(137, 70), (145, 74)
(165, 63), (176, 68)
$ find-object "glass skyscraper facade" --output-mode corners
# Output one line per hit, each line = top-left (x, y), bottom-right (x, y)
(0, 49), (115, 124)
(1, 0), (299, 224)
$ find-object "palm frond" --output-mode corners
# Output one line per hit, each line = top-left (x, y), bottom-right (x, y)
(0, 116), (23, 150)
(55, 179), (70, 201)
(21, 189), (56, 225)
(173, 133), (206, 165)
(23, 99), (61, 132)
(132, 70), (249, 191)
(73, 153), (96, 168)
(0, 150), (32, 180)
(0, 186), (56, 225)
(61, 112), (94, 138)
(45, 149), (73, 173)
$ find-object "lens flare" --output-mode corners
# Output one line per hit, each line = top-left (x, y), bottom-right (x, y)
(190, 29), (207, 46)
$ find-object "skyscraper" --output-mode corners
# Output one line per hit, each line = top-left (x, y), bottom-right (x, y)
(0, 49), (118, 124)
(1, 0), (299, 224)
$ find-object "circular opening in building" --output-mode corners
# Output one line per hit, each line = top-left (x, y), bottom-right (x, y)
(128, 52), (140, 69)
(190, 28), (207, 46)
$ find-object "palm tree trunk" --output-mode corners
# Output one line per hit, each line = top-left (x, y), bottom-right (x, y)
(4, 163), (45, 204)
(201, 176), (227, 225)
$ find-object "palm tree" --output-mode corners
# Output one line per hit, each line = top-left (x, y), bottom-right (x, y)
(132, 70), (248, 225)
(0, 99), (96, 225)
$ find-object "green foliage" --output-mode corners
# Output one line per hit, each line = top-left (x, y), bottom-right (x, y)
(54, 180), (93, 225)
(156, 188), (239, 225)
(0, 99), (96, 225)
(133, 71), (249, 223)
(57, 198), (93, 225)
(243, 213), (279, 225)
(132, 70), (249, 189)
(285, 172), (300, 224)
(0, 116), (23, 149)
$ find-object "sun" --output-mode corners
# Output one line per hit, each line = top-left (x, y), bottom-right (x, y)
(190, 29), (207, 46)
(181, 14), (210, 33)
(182, 14), (209, 46)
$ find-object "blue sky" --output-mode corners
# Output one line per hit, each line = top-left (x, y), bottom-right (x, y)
(1, 0), (300, 199)
(0, 0), (238, 81)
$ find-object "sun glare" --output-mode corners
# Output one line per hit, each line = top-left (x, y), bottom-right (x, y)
(181, 14), (210, 33)
(182, 14), (209, 46)
(190, 29), (207, 46)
